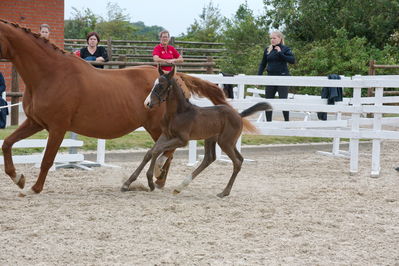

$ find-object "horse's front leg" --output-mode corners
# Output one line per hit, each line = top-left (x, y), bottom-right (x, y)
(21, 129), (66, 196)
(146, 136), (186, 191)
(2, 119), (43, 189)
(121, 148), (154, 192)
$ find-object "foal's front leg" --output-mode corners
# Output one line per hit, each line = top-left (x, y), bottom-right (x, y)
(146, 135), (187, 191)
(121, 148), (154, 192)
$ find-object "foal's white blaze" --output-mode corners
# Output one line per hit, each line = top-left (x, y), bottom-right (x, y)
(175, 175), (193, 193)
(144, 78), (159, 108)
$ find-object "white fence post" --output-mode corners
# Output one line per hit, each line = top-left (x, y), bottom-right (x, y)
(371, 87), (383, 177)
(237, 74), (245, 99)
(188, 140), (197, 166)
(349, 87), (362, 175)
(97, 139), (106, 165)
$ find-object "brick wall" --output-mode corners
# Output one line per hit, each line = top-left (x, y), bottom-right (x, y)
(0, 0), (64, 93)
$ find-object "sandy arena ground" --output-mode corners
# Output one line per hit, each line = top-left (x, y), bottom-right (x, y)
(1, 141), (399, 265)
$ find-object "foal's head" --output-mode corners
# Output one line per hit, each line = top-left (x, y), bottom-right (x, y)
(144, 65), (176, 109)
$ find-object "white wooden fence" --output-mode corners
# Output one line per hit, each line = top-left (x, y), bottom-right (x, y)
(2, 74), (399, 177)
(187, 74), (399, 177)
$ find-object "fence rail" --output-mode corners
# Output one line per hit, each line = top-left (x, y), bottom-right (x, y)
(64, 38), (225, 73)
(186, 74), (399, 177)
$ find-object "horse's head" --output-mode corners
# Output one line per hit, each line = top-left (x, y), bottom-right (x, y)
(144, 65), (176, 109)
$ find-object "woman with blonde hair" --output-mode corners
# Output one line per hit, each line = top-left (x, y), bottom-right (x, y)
(258, 31), (295, 121)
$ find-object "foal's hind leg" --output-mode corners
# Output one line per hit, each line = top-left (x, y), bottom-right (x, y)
(154, 155), (172, 189)
(2, 119), (43, 189)
(217, 145), (243, 198)
(121, 148), (154, 192)
(174, 138), (217, 194)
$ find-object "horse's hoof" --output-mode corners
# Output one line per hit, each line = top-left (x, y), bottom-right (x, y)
(12, 174), (25, 189)
(16, 174), (25, 189)
(18, 188), (38, 197)
(173, 189), (180, 195)
(395, 167), (399, 172)
(120, 185), (129, 192)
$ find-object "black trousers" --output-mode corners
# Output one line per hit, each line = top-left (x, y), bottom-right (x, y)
(265, 85), (289, 121)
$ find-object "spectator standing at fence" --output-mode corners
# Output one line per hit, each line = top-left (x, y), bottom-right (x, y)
(0, 72), (9, 128)
(258, 31), (295, 122)
(80, 32), (109, 69)
(152, 30), (191, 97)
(39, 24), (50, 39)
(153, 30), (184, 71)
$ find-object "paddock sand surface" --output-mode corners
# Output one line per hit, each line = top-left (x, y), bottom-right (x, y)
(1, 142), (399, 265)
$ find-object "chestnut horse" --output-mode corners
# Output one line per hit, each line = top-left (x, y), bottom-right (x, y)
(121, 66), (272, 197)
(0, 19), (229, 195)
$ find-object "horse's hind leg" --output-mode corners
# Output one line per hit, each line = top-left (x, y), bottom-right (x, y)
(217, 145), (243, 198)
(121, 148), (154, 192)
(174, 138), (217, 194)
(2, 119), (43, 189)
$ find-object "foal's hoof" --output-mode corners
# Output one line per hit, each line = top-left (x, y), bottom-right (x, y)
(173, 189), (181, 195)
(155, 178), (166, 189)
(120, 184), (129, 192)
(395, 167), (399, 172)
(216, 192), (228, 198)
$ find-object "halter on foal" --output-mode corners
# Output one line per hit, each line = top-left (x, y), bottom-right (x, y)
(122, 65), (272, 197)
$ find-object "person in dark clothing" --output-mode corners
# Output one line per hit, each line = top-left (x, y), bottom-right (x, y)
(0, 72), (9, 128)
(221, 72), (234, 99)
(317, 74), (343, 121)
(80, 32), (109, 69)
(258, 31), (295, 121)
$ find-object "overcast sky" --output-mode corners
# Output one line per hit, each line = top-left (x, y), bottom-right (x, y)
(64, 0), (265, 36)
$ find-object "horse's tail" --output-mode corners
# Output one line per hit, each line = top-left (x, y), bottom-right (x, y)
(177, 72), (228, 105)
(240, 102), (273, 134)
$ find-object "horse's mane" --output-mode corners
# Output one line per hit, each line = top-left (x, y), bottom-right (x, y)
(177, 72), (258, 134)
(0, 19), (67, 54)
(177, 73), (228, 105)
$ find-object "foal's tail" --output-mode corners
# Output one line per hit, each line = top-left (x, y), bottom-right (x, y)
(240, 102), (273, 134)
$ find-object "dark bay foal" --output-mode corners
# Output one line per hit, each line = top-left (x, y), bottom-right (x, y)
(121, 66), (272, 197)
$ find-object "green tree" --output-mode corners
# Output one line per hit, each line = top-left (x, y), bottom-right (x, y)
(289, 29), (392, 94)
(263, 0), (399, 48)
(64, 7), (98, 39)
(180, 2), (224, 42)
(133, 21), (163, 40)
(220, 2), (269, 74)
(94, 2), (137, 40)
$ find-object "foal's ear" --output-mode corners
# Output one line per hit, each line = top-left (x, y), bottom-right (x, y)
(157, 64), (164, 75)
(166, 65), (176, 79)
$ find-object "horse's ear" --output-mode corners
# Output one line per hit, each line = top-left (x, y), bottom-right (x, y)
(158, 64), (164, 75)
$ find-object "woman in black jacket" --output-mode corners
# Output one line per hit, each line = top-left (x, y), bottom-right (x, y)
(258, 31), (295, 121)
(80, 32), (109, 69)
